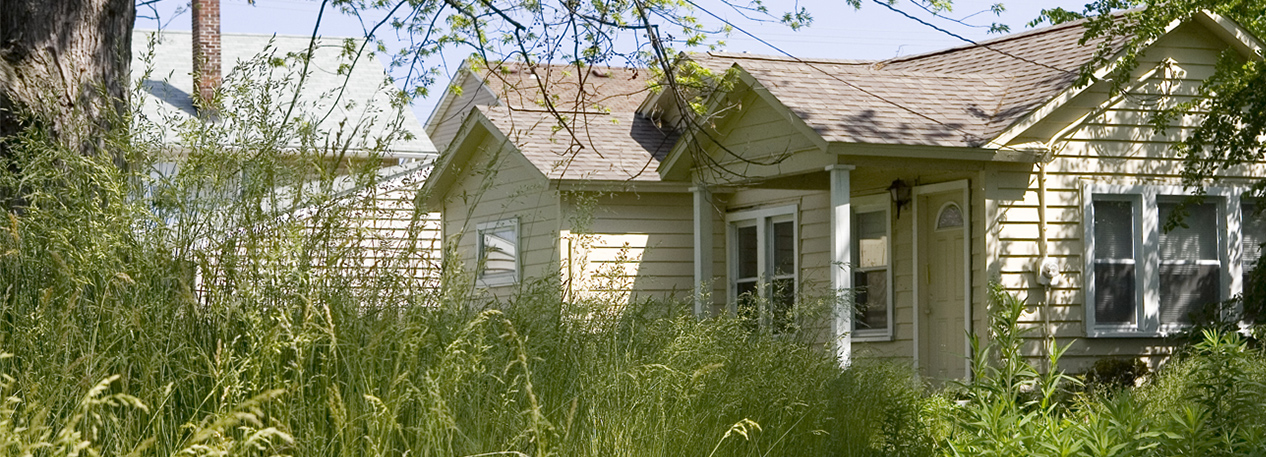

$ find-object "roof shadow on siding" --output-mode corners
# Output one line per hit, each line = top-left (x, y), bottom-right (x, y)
(628, 114), (677, 162)
(142, 79), (197, 117)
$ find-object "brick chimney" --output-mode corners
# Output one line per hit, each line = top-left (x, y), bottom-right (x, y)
(191, 0), (221, 110)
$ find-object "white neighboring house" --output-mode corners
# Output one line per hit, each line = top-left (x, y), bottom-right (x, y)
(131, 25), (442, 288)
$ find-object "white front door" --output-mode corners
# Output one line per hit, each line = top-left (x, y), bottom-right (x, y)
(918, 191), (968, 381)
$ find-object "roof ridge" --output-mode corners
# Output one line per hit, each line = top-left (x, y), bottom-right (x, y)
(880, 8), (1136, 66)
(739, 61), (1018, 79)
(481, 61), (647, 73)
(701, 51), (876, 65)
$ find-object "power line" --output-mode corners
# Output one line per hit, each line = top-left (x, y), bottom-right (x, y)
(874, 0), (1075, 75)
(682, 0), (979, 140)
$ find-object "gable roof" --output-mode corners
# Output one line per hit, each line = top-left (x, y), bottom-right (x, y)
(480, 107), (677, 181)
(427, 63), (678, 187)
(686, 15), (1126, 149)
(429, 9), (1265, 193)
(133, 30), (436, 157)
(479, 63), (654, 113)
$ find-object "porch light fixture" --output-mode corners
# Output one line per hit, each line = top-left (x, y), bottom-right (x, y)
(888, 179), (912, 218)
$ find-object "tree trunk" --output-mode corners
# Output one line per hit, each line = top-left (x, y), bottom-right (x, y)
(0, 0), (135, 161)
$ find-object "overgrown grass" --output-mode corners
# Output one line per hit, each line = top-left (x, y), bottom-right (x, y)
(0, 134), (933, 455)
(0, 50), (935, 456)
(8, 44), (1266, 457)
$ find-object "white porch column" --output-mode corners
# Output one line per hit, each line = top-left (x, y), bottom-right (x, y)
(827, 165), (855, 366)
(691, 185), (714, 317)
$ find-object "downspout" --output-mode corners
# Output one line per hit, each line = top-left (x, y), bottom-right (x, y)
(1038, 160), (1052, 368)
(1034, 145), (1062, 372)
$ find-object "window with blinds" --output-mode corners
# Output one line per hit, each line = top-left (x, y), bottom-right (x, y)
(477, 218), (519, 286)
(1158, 201), (1220, 325)
(1083, 185), (1250, 336)
(1092, 200), (1137, 326)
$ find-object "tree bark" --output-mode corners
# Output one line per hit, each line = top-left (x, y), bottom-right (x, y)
(0, 0), (135, 160)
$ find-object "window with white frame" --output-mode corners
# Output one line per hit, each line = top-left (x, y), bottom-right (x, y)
(853, 195), (892, 339)
(1084, 185), (1252, 336)
(477, 218), (519, 286)
(1243, 202), (1266, 287)
(728, 205), (797, 333)
(1244, 201), (1266, 322)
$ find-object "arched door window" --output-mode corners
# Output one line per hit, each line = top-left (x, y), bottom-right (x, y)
(936, 203), (964, 230)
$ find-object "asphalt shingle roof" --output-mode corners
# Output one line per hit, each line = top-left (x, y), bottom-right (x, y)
(133, 30), (435, 156)
(468, 64), (675, 181)
(478, 63), (654, 113)
(688, 16), (1127, 148)
(480, 107), (676, 181)
(443, 15), (1129, 182)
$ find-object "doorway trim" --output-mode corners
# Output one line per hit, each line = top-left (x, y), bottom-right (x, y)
(911, 179), (973, 380)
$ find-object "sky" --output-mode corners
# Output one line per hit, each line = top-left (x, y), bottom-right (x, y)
(134, 0), (1093, 123)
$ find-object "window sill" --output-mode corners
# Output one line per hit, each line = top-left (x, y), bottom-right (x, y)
(477, 274), (518, 288)
(1086, 328), (1187, 338)
(852, 331), (894, 342)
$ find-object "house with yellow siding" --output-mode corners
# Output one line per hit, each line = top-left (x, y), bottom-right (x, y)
(421, 11), (1265, 379)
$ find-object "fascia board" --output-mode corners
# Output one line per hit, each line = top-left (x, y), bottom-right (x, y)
(828, 142), (1030, 163)
(552, 179), (689, 193)
(422, 59), (472, 136)
(1196, 10), (1265, 58)
(655, 64), (743, 181)
(986, 10), (1265, 150)
(420, 108), (497, 208)
(657, 63), (829, 181)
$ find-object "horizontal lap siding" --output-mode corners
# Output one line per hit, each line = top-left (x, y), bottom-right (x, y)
(991, 23), (1260, 371)
(562, 192), (696, 303)
(705, 89), (831, 181)
(339, 182), (443, 285)
(695, 88), (835, 315)
(442, 136), (561, 299)
(278, 172), (442, 296)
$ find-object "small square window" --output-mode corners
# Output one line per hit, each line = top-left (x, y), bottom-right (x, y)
(477, 218), (519, 286)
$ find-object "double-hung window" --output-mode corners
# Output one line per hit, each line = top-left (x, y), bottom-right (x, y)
(477, 218), (519, 286)
(728, 205), (797, 333)
(1243, 202), (1266, 287)
(1084, 184), (1248, 336)
(853, 195), (893, 340)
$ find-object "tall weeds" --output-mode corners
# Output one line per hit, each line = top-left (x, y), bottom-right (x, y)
(946, 285), (1266, 457)
(0, 46), (933, 456)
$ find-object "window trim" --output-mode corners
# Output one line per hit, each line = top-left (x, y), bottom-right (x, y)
(476, 217), (520, 287)
(852, 194), (894, 341)
(1083, 183), (1244, 337)
(726, 204), (798, 330)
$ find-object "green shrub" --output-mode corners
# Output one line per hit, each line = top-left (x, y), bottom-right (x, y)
(947, 285), (1266, 457)
(1082, 357), (1149, 392)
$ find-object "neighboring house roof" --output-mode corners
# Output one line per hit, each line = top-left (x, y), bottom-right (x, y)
(132, 30), (436, 157)
(687, 15), (1126, 148)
